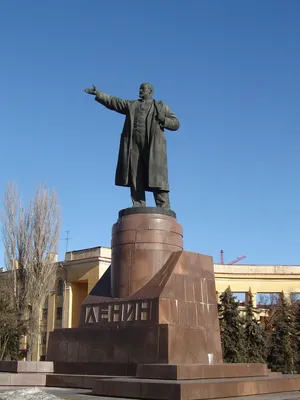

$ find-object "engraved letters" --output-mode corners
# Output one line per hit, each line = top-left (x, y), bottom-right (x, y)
(85, 300), (152, 324)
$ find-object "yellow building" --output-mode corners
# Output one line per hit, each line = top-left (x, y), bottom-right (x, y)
(40, 246), (111, 360)
(3, 245), (300, 360)
(214, 263), (300, 308)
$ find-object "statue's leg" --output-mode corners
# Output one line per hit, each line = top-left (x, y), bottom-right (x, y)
(130, 134), (146, 207)
(130, 186), (146, 207)
(154, 191), (170, 209)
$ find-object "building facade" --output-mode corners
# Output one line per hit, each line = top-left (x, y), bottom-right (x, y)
(214, 263), (300, 307)
(40, 246), (111, 360)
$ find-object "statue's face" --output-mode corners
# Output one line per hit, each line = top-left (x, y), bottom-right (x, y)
(139, 84), (153, 99)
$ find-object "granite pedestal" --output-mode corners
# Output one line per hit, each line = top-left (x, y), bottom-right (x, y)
(47, 208), (300, 399)
(48, 208), (221, 366)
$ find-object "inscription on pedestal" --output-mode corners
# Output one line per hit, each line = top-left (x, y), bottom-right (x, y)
(85, 300), (153, 325)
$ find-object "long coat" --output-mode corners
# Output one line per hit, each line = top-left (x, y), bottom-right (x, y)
(95, 91), (180, 192)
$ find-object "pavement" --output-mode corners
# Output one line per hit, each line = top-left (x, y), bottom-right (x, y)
(0, 386), (299, 400)
(0, 387), (128, 400)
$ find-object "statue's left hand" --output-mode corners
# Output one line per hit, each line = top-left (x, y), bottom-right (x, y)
(156, 111), (165, 125)
(84, 85), (99, 95)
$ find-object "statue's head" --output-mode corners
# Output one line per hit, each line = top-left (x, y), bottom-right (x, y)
(139, 83), (154, 99)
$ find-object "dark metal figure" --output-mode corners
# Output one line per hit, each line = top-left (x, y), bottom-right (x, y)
(85, 83), (179, 209)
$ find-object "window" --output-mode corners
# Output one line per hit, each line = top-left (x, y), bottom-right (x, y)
(57, 279), (64, 296)
(42, 308), (48, 320)
(41, 332), (47, 345)
(232, 292), (246, 306)
(257, 293), (280, 308)
(56, 307), (63, 320)
(290, 293), (300, 303)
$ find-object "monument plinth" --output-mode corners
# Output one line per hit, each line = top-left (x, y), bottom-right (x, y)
(47, 209), (300, 399)
(48, 208), (222, 366)
(111, 207), (183, 298)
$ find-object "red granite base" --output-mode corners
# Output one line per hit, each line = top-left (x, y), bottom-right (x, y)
(136, 363), (269, 380)
(92, 369), (300, 400)
(47, 209), (300, 398)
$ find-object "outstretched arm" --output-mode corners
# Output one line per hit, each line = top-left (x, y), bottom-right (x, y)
(85, 85), (129, 115)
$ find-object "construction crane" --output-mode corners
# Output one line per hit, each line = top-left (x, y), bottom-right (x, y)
(220, 249), (246, 265)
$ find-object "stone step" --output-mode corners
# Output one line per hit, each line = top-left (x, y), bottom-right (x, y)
(0, 372), (47, 386)
(269, 371), (283, 376)
(137, 363), (269, 380)
(268, 368), (283, 376)
(53, 361), (136, 376)
(92, 374), (300, 400)
(46, 373), (117, 389)
(0, 361), (53, 373)
(214, 392), (300, 400)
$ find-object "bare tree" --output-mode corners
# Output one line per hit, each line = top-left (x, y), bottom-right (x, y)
(1, 182), (61, 360)
(256, 293), (280, 332)
(0, 277), (26, 360)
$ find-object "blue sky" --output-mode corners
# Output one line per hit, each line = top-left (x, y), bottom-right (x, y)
(0, 1), (299, 265)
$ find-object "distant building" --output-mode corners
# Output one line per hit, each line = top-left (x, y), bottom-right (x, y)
(214, 262), (300, 309)
(40, 246), (111, 360)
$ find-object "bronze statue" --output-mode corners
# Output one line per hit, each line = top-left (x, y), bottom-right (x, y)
(85, 83), (180, 209)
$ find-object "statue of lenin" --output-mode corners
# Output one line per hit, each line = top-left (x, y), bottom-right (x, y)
(85, 83), (180, 210)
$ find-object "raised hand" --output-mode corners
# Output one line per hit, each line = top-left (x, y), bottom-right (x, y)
(84, 85), (99, 95)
